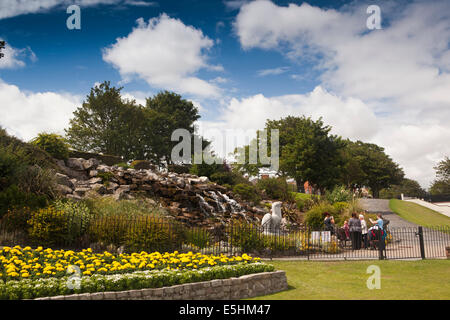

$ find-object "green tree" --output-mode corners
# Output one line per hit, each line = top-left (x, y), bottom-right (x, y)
(429, 156), (450, 195)
(342, 140), (404, 198)
(380, 178), (426, 199)
(144, 91), (200, 165)
(65, 81), (141, 159)
(264, 116), (346, 193)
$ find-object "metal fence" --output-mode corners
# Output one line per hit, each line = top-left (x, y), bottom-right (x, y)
(0, 212), (449, 260)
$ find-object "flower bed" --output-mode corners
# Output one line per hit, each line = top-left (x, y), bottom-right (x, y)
(0, 246), (274, 300)
(0, 246), (261, 281)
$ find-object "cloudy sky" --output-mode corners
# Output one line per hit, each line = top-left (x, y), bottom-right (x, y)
(0, 0), (449, 188)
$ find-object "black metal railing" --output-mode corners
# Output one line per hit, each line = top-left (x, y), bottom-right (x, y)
(0, 211), (449, 260)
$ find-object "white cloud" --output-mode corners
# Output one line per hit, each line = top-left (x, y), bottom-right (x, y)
(198, 86), (379, 163)
(257, 66), (289, 77)
(232, 0), (450, 187)
(0, 0), (152, 19)
(103, 14), (222, 98)
(0, 41), (36, 69)
(0, 79), (82, 141)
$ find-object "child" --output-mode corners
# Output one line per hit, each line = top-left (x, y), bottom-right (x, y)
(343, 220), (350, 240)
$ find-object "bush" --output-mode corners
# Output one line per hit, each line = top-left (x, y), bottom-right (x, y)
(0, 150), (23, 189)
(292, 192), (320, 212)
(256, 177), (292, 201)
(30, 133), (70, 160)
(183, 228), (212, 249)
(229, 222), (266, 253)
(53, 199), (92, 236)
(167, 164), (191, 174)
(325, 185), (353, 204)
(27, 206), (70, 247)
(87, 215), (129, 248)
(124, 218), (184, 253)
(1, 207), (33, 232)
(83, 196), (165, 218)
(304, 202), (337, 229)
(232, 183), (261, 204)
(14, 165), (58, 198)
(0, 185), (47, 218)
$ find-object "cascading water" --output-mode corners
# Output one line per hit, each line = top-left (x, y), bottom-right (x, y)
(208, 191), (226, 213)
(197, 194), (215, 216)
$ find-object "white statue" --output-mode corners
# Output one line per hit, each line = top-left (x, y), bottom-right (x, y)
(261, 201), (282, 234)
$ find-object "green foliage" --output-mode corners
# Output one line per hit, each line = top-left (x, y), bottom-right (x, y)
(130, 160), (154, 170)
(325, 185), (353, 204)
(1, 207), (33, 232)
(292, 192), (319, 212)
(0, 185), (47, 219)
(53, 199), (92, 235)
(256, 177), (292, 201)
(183, 228), (212, 249)
(13, 165), (58, 198)
(265, 116), (346, 192)
(96, 172), (114, 184)
(305, 203), (333, 229)
(0, 127), (57, 170)
(232, 183), (261, 204)
(229, 222), (266, 253)
(30, 133), (70, 160)
(167, 164), (191, 174)
(380, 178), (426, 199)
(429, 157), (450, 195)
(340, 140), (404, 198)
(27, 206), (69, 246)
(0, 149), (22, 189)
(83, 196), (165, 218)
(124, 218), (184, 253)
(0, 263), (274, 300)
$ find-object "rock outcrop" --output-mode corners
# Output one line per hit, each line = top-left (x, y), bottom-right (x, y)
(56, 158), (269, 227)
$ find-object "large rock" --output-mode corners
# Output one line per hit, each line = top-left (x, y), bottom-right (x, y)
(55, 173), (73, 188)
(66, 158), (85, 171)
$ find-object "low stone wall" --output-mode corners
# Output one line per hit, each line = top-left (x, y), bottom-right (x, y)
(35, 270), (288, 300)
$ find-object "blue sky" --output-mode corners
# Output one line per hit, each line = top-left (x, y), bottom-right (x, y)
(1, 0), (450, 188)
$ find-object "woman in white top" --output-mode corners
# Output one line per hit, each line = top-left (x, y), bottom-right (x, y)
(359, 214), (368, 249)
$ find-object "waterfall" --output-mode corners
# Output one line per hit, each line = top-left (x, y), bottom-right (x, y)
(208, 191), (226, 213)
(220, 192), (243, 213)
(197, 194), (215, 216)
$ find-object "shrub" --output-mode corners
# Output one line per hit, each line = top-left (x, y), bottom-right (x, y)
(229, 222), (265, 253)
(83, 196), (165, 218)
(183, 228), (212, 249)
(293, 193), (320, 212)
(30, 133), (70, 160)
(256, 177), (292, 201)
(27, 206), (70, 247)
(96, 172), (115, 184)
(14, 165), (58, 198)
(124, 218), (184, 253)
(325, 185), (353, 204)
(53, 199), (92, 236)
(304, 202), (337, 229)
(1, 207), (33, 232)
(0, 185), (47, 219)
(232, 183), (261, 204)
(87, 215), (129, 247)
(0, 127), (57, 170)
(0, 150), (23, 189)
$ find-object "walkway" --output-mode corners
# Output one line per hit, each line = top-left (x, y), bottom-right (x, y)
(405, 199), (450, 218)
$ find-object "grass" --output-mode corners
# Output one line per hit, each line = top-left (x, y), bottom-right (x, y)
(248, 260), (450, 300)
(389, 199), (450, 227)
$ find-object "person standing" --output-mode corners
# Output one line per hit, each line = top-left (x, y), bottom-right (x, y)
(359, 214), (368, 249)
(348, 213), (362, 250)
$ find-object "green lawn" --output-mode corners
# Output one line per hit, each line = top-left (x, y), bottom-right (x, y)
(389, 199), (450, 227)
(249, 260), (450, 300)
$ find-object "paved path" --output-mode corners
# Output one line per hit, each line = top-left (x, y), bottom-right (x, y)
(358, 198), (418, 228)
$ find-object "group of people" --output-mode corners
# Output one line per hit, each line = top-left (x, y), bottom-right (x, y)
(323, 212), (387, 250)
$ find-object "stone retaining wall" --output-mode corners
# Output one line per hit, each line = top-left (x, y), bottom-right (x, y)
(35, 270), (288, 300)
